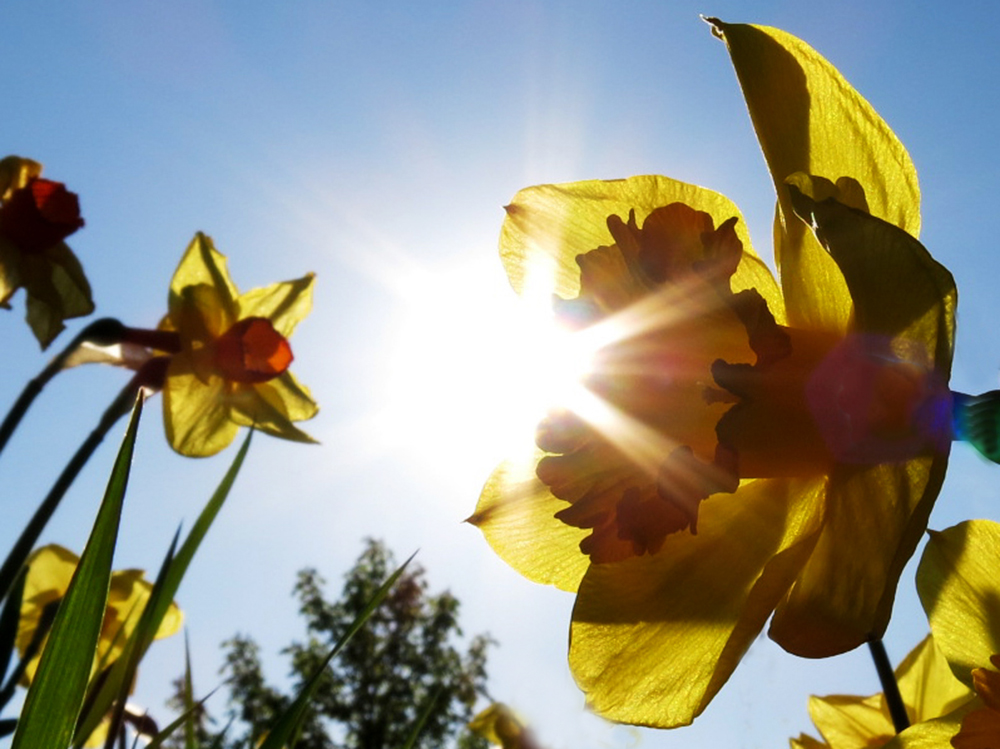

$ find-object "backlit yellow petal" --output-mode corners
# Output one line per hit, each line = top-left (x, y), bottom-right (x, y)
(468, 451), (590, 593)
(228, 379), (318, 443)
(163, 361), (238, 457)
(917, 521), (1000, 688)
(712, 20), (920, 332)
(236, 273), (315, 337)
(568, 477), (823, 727)
(500, 175), (784, 323)
(168, 233), (239, 322)
(771, 456), (946, 656)
(808, 693), (893, 747)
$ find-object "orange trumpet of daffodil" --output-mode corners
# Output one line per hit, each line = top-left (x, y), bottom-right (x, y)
(469, 21), (956, 728)
(0, 155), (92, 348)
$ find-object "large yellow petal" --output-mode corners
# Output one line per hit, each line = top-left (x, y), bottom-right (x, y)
(711, 20), (920, 333)
(789, 186), (956, 373)
(917, 520), (1000, 688)
(468, 450), (590, 593)
(808, 693), (893, 748)
(163, 359), (238, 457)
(168, 233), (239, 324)
(499, 175), (784, 323)
(897, 636), (974, 724)
(568, 476), (823, 727)
(771, 456), (947, 656)
(228, 380), (318, 444)
(237, 273), (315, 338)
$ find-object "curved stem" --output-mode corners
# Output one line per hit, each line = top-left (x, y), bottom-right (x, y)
(0, 371), (142, 603)
(868, 637), (909, 734)
(0, 318), (125, 459)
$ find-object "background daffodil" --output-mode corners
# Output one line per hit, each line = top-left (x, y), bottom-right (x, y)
(469, 21), (956, 729)
(468, 703), (544, 749)
(157, 232), (318, 457)
(790, 635), (971, 748)
(906, 520), (1000, 748)
(17, 544), (183, 686)
(0, 155), (92, 348)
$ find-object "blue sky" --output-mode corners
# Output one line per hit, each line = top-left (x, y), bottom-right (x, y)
(5, 1), (1000, 746)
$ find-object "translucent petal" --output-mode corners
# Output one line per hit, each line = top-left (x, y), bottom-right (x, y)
(771, 455), (947, 656)
(228, 380), (318, 444)
(237, 273), (315, 337)
(500, 175), (784, 323)
(168, 233), (239, 322)
(468, 450), (590, 593)
(897, 636), (975, 724)
(808, 693), (893, 747)
(789, 186), (956, 375)
(917, 520), (1000, 688)
(568, 476), (823, 727)
(163, 360), (238, 457)
(712, 20), (920, 332)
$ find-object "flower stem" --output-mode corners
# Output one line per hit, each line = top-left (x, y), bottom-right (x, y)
(868, 637), (909, 733)
(0, 318), (126, 459)
(0, 365), (146, 604)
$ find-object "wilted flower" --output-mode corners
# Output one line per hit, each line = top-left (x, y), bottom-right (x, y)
(0, 155), (92, 347)
(469, 21), (955, 728)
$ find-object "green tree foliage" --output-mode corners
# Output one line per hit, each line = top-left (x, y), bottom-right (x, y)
(220, 539), (492, 749)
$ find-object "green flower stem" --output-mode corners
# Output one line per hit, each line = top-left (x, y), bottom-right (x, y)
(0, 358), (167, 604)
(0, 318), (126, 459)
(868, 637), (909, 734)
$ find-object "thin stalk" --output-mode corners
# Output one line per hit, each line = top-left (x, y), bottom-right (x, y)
(868, 637), (909, 733)
(0, 318), (126, 459)
(0, 358), (167, 604)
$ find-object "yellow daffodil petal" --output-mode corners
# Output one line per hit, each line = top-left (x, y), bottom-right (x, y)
(897, 635), (974, 723)
(885, 712), (970, 749)
(790, 735), (828, 749)
(168, 233), (239, 323)
(917, 520), (1000, 688)
(228, 376), (318, 443)
(771, 456), (946, 656)
(468, 450), (590, 593)
(163, 362), (239, 457)
(568, 476), (823, 727)
(500, 175), (784, 323)
(808, 693), (893, 748)
(771, 189), (954, 655)
(788, 185), (956, 371)
(236, 273), (315, 338)
(711, 20), (920, 333)
(0, 156), (42, 200)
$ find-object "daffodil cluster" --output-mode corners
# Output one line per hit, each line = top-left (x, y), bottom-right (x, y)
(471, 20), (956, 728)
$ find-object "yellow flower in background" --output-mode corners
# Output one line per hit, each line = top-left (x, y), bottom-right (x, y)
(791, 636), (971, 748)
(0, 155), (93, 348)
(17, 544), (183, 688)
(908, 520), (1000, 748)
(468, 703), (543, 749)
(469, 21), (956, 728)
(157, 232), (318, 457)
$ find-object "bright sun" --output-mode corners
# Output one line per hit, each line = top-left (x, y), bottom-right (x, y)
(379, 254), (594, 480)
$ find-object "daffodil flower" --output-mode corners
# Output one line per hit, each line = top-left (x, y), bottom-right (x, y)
(791, 635), (972, 748)
(112, 232), (318, 456)
(0, 155), (92, 348)
(17, 544), (183, 684)
(469, 21), (956, 728)
(895, 519), (1000, 748)
(468, 703), (543, 749)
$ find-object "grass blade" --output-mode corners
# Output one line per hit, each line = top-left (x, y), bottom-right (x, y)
(257, 552), (416, 749)
(11, 394), (143, 749)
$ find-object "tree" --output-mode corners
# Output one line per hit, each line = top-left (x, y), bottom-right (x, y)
(219, 539), (492, 749)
